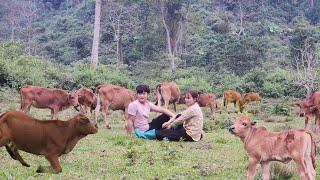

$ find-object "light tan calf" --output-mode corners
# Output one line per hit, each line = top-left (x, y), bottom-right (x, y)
(229, 116), (316, 180)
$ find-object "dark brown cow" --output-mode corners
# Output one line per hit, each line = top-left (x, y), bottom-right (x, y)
(155, 82), (180, 111)
(239, 92), (261, 113)
(76, 87), (97, 116)
(179, 92), (217, 120)
(0, 110), (97, 173)
(297, 92), (320, 129)
(223, 89), (241, 112)
(93, 84), (135, 129)
(229, 116), (316, 180)
(20, 85), (79, 119)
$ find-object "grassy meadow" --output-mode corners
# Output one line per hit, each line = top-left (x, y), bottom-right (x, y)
(0, 88), (319, 180)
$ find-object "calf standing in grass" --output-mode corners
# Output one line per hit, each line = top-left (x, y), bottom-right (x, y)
(0, 110), (97, 173)
(223, 89), (241, 113)
(76, 87), (97, 116)
(229, 116), (316, 180)
(20, 85), (79, 119)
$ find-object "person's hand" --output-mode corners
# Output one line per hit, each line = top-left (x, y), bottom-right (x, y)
(162, 121), (171, 129)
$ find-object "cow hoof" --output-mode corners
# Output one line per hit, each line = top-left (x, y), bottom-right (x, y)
(106, 125), (111, 129)
(36, 165), (45, 173)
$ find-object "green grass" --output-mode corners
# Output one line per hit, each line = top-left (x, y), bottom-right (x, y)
(0, 90), (318, 179)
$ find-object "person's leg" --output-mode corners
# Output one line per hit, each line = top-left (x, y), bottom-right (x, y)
(149, 114), (170, 130)
(134, 129), (156, 139)
(156, 128), (193, 141)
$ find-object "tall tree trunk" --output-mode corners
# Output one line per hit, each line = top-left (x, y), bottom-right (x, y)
(160, 2), (175, 72)
(91, 0), (101, 69)
(117, 37), (123, 64)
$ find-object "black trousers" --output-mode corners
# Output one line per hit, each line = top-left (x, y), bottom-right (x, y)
(148, 114), (194, 141)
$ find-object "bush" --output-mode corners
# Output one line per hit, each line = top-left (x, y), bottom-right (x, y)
(71, 60), (135, 90)
(274, 103), (291, 116)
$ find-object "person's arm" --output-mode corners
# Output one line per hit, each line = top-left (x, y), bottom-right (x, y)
(150, 103), (175, 117)
(167, 107), (194, 128)
(125, 114), (135, 134)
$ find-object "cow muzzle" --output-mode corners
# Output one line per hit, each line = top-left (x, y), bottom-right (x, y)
(228, 127), (235, 134)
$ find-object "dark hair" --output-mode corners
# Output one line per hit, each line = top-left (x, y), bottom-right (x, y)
(136, 84), (150, 94)
(185, 90), (200, 101)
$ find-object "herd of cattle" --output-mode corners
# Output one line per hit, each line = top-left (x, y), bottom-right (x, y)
(18, 83), (264, 128)
(1, 82), (320, 179)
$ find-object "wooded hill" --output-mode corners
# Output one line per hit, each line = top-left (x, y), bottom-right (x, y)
(0, 0), (319, 98)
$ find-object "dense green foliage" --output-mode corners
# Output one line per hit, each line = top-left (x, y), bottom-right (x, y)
(0, 0), (319, 97)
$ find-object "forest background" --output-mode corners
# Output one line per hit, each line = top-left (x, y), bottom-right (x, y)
(0, 0), (320, 98)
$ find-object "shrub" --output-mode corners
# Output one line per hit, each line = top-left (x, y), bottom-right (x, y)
(274, 103), (291, 116)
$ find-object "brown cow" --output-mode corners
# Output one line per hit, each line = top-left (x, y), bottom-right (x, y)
(76, 87), (97, 116)
(239, 92), (261, 113)
(155, 82), (180, 111)
(223, 89), (241, 112)
(20, 85), (79, 119)
(179, 92), (217, 120)
(297, 92), (320, 130)
(93, 84), (135, 129)
(0, 110), (97, 173)
(229, 116), (316, 180)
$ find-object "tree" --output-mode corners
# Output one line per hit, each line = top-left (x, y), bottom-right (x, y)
(90, 0), (101, 69)
(101, 0), (140, 65)
(293, 39), (319, 95)
(290, 21), (320, 95)
(157, 0), (190, 72)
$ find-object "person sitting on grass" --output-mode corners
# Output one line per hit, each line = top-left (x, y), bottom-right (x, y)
(125, 84), (175, 135)
(134, 90), (204, 142)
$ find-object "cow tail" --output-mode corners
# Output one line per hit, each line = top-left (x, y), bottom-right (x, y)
(156, 84), (164, 105)
(92, 86), (102, 126)
(306, 130), (316, 169)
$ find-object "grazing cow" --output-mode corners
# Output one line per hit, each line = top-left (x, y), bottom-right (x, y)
(229, 116), (316, 180)
(179, 92), (217, 120)
(76, 87), (97, 116)
(0, 110), (97, 173)
(296, 92), (320, 129)
(20, 85), (79, 119)
(223, 89), (241, 112)
(155, 82), (180, 111)
(93, 84), (135, 129)
(239, 92), (261, 113)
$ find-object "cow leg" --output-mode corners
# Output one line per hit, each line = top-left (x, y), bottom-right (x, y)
(37, 155), (62, 173)
(260, 161), (270, 180)
(304, 138), (316, 180)
(164, 100), (169, 110)
(305, 153), (316, 180)
(304, 117), (309, 129)
(21, 102), (31, 114)
(5, 144), (30, 167)
(102, 103), (111, 129)
(209, 105), (215, 123)
(53, 109), (59, 120)
(293, 157), (309, 180)
(247, 158), (258, 180)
